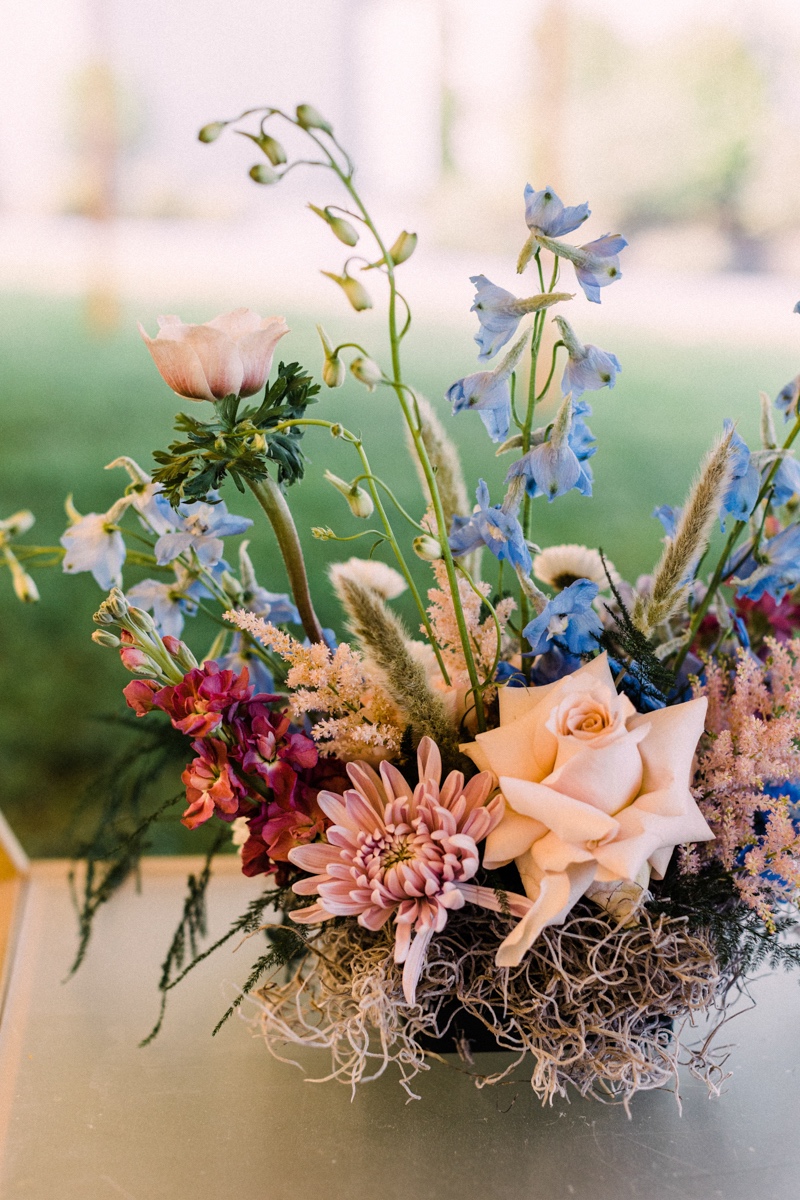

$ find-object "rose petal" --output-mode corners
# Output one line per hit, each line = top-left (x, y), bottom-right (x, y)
(483, 804), (547, 869)
(545, 730), (646, 815)
(499, 776), (620, 845)
(494, 862), (597, 966)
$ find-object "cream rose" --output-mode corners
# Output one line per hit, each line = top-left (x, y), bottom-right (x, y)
(139, 308), (289, 402)
(462, 653), (713, 967)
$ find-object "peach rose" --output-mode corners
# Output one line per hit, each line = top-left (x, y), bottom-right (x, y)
(139, 308), (289, 402)
(462, 653), (713, 967)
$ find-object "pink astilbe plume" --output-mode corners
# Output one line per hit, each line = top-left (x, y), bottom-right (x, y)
(689, 638), (800, 924)
(425, 560), (516, 705)
(287, 737), (531, 1004)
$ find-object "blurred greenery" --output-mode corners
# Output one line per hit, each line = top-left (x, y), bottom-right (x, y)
(1, 292), (797, 857)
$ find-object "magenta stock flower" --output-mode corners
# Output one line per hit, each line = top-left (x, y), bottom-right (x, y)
(237, 703), (318, 802)
(154, 661), (253, 737)
(181, 739), (246, 829)
(139, 309), (289, 402)
(288, 737), (530, 1005)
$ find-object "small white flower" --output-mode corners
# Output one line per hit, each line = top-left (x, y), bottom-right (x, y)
(533, 543), (618, 592)
(328, 558), (407, 601)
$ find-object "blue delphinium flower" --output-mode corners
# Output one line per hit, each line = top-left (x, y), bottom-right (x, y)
(775, 374), (800, 423)
(155, 495), (253, 567)
(127, 562), (229, 637)
(538, 233), (627, 304)
(770, 453), (800, 506)
(127, 577), (191, 638)
(237, 540), (300, 624)
(653, 504), (682, 539)
(446, 332), (529, 443)
(572, 235), (628, 304)
(553, 316), (621, 399)
(106, 457), (178, 537)
(507, 397), (594, 501)
(449, 479), (532, 573)
(523, 185), (590, 238)
(523, 578), (604, 656)
(731, 524), (800, 602)
(60, 496), (132, 590)
(469, 275), (526, 360)
(720, 422), (759, 528)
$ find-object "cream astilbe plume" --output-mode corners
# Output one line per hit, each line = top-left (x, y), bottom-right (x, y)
(331, 572), (460, 764)
(225, 609), (405, 763)
(634, 427), (736, 635)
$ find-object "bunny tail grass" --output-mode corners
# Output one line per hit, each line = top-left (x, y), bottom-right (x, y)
(636, 427), (735, 635)
(331, 571), (460, 764)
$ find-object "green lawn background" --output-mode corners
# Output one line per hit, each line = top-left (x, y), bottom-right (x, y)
(1, 292), (796, 855)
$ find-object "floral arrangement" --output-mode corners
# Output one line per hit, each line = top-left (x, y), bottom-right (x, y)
(6, 99), (800, 1107)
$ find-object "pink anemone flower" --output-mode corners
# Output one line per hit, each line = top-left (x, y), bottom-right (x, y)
(139, 309), (289, 403)
(288, 737), (532, 1005)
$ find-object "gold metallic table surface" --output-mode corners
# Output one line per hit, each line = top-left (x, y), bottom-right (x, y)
(1, 858), (799, 1200)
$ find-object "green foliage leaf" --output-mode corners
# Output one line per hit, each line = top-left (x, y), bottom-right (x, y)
(151, 362), (320, 506)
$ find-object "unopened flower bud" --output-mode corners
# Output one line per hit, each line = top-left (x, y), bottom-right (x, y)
(198, 121), (226, 144)
(323, 354), (345, 388)
(323, 470), (374, 519)
(350, 357), (382, 391)
(163, 635), (198, 672)
(120, 645), (154, 674)
(317, 325), (345, 388)
(312, 526), (336, 539)
(250, 432), (267, 453)
(329, 423), (343, 438)
(126, 605), (158, 635)
(296, 104), (333, 135)
(257, 134), (287, 166)
(321, 271), (373, 312)
(413, 534), (443, 561)
(249, 162), (279, 185)
(92, 629), (121, 649)
(94, 587), (129, 624)
(309, 205), (358, 247)
(387, 230), (417, 265)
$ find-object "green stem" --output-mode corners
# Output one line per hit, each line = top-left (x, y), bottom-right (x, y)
(247, 475), (324, 644)
(328, 165), (484, 726)
(270, 417), (450, 683)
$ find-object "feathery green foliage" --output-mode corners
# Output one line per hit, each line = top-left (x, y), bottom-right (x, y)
(151, 361), (319, 504)
(67, 716), (189, 975)
(140, 827), (230, 1046)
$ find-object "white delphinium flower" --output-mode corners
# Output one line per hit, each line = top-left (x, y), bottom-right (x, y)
(533, 543), (618, 592)
(328, 558), (407, 601)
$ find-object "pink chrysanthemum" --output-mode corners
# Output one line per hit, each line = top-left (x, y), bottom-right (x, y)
(288, 737), (528, 1004)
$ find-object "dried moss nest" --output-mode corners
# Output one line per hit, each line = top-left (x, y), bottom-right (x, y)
(252, 905), (735, 1107)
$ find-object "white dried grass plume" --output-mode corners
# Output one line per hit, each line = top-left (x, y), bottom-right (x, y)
(328, 557), (407, 601)
(533, 544), (618, 592)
